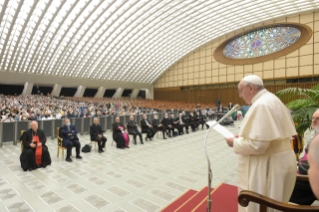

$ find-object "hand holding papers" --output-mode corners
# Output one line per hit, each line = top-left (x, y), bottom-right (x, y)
(206, 121), (234, 138)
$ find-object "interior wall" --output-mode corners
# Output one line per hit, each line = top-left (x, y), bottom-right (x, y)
(154, 82), (318, 106)
(154, 12), (319, 89)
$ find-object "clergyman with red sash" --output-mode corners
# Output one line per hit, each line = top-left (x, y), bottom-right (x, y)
(20, 121), (51, 171)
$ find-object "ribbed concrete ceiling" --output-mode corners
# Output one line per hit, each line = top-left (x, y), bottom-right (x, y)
(0, 0), (318, 84)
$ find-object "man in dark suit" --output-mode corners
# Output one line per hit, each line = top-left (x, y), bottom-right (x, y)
(127, 116), (143, 145)
(161, 113), (174, 137)
(189, 112), (197, 132)
(176, 113), (188, 134)
(141, 114), (156, 141)
(169, 114), (179, 136)
(200, 111), (209, 130)
(90, 118), (107, 153)
(60, 119), (82, 162)
(152, 114), (167, 139)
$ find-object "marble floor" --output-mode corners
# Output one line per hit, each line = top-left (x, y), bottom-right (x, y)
(0, 120), (312, 212)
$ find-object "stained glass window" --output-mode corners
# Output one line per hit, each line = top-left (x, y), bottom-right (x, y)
(223, 27), (301, 59)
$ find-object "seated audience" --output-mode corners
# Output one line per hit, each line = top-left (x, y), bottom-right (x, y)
(90, 118), (107, 152)
(127, 116), (143, 145)
(60, 119), (82, 162)
(169, 114), (179, 136)
(176, 113), (188, 134)
(199, 111), (209, 130)
(141, 114), (156, 141)
(152, 114), (167, 139)
(162, 113), (174, 137)
(1, 113), (14, 122)
(189, 112), (197, 132)
(20, 121), (51, 171)
(112, 117), (129, 148)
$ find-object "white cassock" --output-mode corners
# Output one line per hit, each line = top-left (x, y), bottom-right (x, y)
(234, 89), (297, 212)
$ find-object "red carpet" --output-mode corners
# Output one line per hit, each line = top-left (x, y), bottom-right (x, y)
(175, 186), (214, 212)
(193, 183), (238, 212)
(160, 189), (197, 212)
(161, 183), (238, 212)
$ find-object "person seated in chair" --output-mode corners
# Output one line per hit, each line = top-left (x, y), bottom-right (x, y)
(127, 116), (143, 145)
(162, 113), (174, 137)
(199, 111), (209, 130)
(141, 114), (156, 141)
(290, 110), (319, 205)
(189, 112), (197, 132)
(112, 117), (129, 148)
(152, 114), (167, 139)
(20, 121), (51, 171)
(176, 113), (188, 134)
(170, 114), (179, 136)
(90, 118), (107, 153)
(59, 119), (82, 162)
(308, 134), (319, 200)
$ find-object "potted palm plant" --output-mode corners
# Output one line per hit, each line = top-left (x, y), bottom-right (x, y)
(276, 85), (319, 159)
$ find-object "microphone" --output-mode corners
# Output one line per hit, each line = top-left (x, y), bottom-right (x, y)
(215, 104), (240, 126)
(204, 103), (240, 212)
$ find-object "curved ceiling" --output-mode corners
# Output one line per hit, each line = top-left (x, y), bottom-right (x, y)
(0, 0), (318, 84)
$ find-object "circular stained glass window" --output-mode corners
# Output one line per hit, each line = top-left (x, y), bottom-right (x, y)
(223, 27), (301, 59)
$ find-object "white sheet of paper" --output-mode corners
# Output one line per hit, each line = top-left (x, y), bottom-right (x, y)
(206, 121), (234, 138)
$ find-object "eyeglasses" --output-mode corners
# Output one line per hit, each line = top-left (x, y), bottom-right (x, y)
(312, 117), (319, 122)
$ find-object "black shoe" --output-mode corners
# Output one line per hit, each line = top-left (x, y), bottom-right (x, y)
(163, 137), (167, 139)
(98, 150), (104, 153)
(141, 141), (144, 144)
(134, 141), (137, 145)
(76, 155), (82, 159)
(66, 157), (72, 162)
(149, 137), (152, 141)
(126, 146), (130, 148)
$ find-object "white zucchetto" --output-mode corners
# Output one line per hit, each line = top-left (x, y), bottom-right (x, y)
(242, 75), (264, 86)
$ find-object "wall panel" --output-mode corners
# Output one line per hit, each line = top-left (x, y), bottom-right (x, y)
(154, 82), (318, 106)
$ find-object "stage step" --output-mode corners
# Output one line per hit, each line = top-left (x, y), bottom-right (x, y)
(174, 186), (214, 212)
(192, 183), (238, 212)
(160, 183), (238, 212)
(160, 189), (197, 212)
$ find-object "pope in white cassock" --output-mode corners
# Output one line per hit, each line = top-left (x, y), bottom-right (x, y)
(225, 75), (297, 212)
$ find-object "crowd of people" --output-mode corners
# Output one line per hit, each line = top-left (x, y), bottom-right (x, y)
(0, 94), (223, 122)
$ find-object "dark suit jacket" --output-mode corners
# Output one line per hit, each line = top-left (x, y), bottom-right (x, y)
(127, 121), (139, 134)
(90, 124), (103, 140)
(60, 125), (79, 146)
(161, 118), (171, 128)
(141, 119), (152, 133)
(152, 119), (161, 128)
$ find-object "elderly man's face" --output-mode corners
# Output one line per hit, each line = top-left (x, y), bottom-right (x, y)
(238, 81), (253, 105)
(93, 119), (98, 125)
(116, 117), (119, 123)
(31, 122), (38, 132)
(312, 111), (319, 130)
(130, 116), (134, 121)
(65, 119), (70, 126)
(308, 147), (319, 199)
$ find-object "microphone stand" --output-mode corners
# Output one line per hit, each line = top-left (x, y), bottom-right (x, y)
(204, 105), (240, 212)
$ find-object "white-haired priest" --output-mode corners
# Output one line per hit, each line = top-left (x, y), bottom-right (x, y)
(225, 75), (297, 212)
